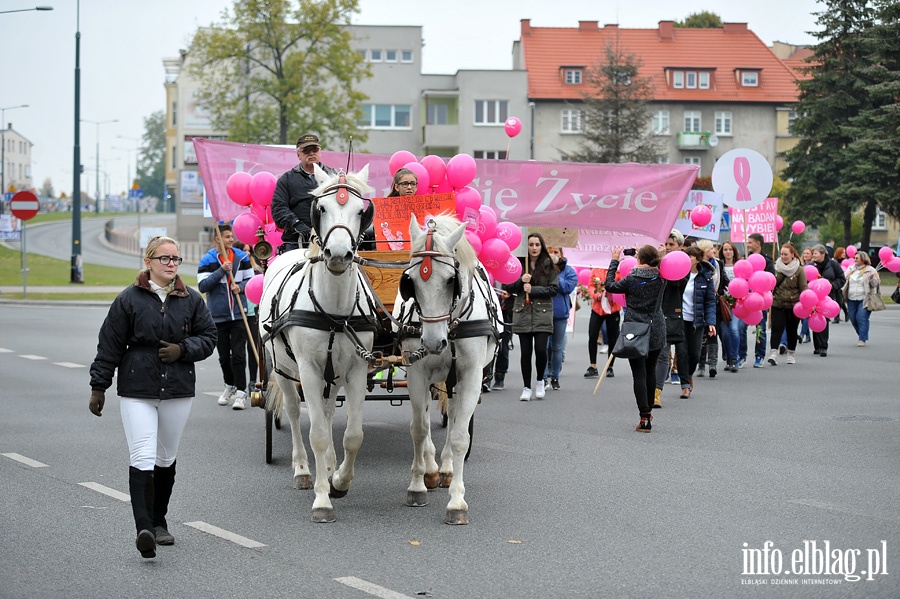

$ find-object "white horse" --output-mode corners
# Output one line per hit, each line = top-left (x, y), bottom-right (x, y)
(259, 164), (378, 523)
(394, 214), (503, 524)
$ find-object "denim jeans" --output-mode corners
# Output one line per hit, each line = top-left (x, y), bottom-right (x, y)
(720, 316), (740, 361)
(547, 317), (569, 379)
(847, 299), (870, 342)
(738, 310), (768, 361)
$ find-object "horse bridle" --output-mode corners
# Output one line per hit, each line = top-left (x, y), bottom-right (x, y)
(311, 173), (374, 252)
(401, 220), (464, 324)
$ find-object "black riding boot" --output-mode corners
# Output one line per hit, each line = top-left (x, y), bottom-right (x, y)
(129, 467), (156, 558)
(153, 461), (176, 545)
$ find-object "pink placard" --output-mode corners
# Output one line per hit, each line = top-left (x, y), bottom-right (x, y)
(729, 197), (780, 243)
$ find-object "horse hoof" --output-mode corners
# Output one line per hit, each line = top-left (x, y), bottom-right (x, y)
(424, 471), (440, 490)
(439, 472), (453, 488)
(328, 477), (348, 499)
(444, 509), (469, 525)
(406, 491), (428, 507)
(293, 474), (313, 490)
(311, 508), (336, 523)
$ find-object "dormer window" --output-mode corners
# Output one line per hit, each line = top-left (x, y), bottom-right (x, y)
(564, 68), (583, 84)
(673, 71), (684, 88)
(699, 72), (710, 89)
(668, 68), (714, 90)
(742, 71), (759, 86)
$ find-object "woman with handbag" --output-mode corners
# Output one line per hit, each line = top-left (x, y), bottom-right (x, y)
(767, 242), (808, 365)
(843, 251), (881, 347)
(679, 246), (717, 398)
(605, 245), (666, 433)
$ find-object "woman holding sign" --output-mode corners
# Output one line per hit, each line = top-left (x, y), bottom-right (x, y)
(388, 168), (418, 197)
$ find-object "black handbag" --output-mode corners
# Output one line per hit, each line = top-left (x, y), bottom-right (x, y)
(892, 285), (900, 304)
(612, 278), (665, 359)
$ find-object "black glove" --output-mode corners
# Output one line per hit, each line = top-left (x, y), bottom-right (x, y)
(89, 389), (105, 417)
(557, 257), (568, 269)
(293, 221), (312, 242)
(158, 340), (182, 363)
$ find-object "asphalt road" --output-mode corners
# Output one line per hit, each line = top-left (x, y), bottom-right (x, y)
(1, 303), (898, 598)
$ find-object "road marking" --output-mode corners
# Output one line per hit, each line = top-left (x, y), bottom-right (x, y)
(79, 482), (130, 502)
(1, 453), (49, 468)
(0, 348), (13, 353)
(183, 521), (267, 548)
(19, 354), (47, 360)
(334, 577), (413, 599)
(54, 362), (85, 369)
(478, 441), (547, 456)
(787, 498), (900, 523)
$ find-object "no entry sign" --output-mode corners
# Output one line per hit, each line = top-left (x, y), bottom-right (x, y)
(10, 191), (39, 220)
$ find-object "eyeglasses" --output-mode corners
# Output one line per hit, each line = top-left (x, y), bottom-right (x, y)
(396, 181), (417, 188)
(151, 255), (183, 266)
(300, 146), (320, 154)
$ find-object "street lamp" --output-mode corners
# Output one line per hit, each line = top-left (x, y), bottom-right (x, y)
(81, 118), (118, 213)
(115, 134), (140, 189)
(1, 104), (29, 212)
(71, 0), (81, 283)
(0, 6), (54, 15)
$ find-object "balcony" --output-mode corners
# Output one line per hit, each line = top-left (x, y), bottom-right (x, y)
(677, 131), (715, 150)
(422, 123), (460, 148)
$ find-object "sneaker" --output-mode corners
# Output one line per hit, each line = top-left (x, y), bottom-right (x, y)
(635, 415), (652, 432)
(584, 366), (599, 378)
(737, 359), (746, 369)
(802, 334), (811, 344)
(779, 343), (787, 355)
(481, 382), (492, 394)
(767, 350), (778, 366)
(550, 379), (560, 391)
(519, 387), (532, 401)
(535, 380), (546, 399)
(753, 358), (764, 368)
(599, 344), (609, 354)
(492, 376), (505, 391)
(669, 372), (680, 385)
(606, 368), (614, 378)
(218, 385), (236, 406)
(813, 348), (821, 355)
(786, 351), (796, 364)
(709, 367), (717, 379)
(232, 390), (247, 410)
(857, 340), (866, 347)
(653, 388), (662, 409)
(697, 367), (705, 378)
(819, 351), (827, 357)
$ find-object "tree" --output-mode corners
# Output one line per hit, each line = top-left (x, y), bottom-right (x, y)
(781, 0), (876, 248)
(676, 11), (723, 28)
(186, 0), (369, 147)
(39, 178), (54, 197)
(136, 110), (166, 206)
(567, 44), (664, 164)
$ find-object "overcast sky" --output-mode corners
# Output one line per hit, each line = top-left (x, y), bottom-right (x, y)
(1, 0), (824, 198)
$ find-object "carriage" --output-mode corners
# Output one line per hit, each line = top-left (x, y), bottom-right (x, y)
(251, 165), (503, 524)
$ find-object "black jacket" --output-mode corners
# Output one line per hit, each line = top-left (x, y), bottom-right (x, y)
(271, 163), (337, 242)
(660, 273), (688, 343)
(90, 273), (217, 400)
(814, 256), (846, 302)
(605, 263), (667, 352)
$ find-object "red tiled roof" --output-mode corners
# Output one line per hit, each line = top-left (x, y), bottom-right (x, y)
(521, 21), (800, 103)
(782, 47), (816, 80)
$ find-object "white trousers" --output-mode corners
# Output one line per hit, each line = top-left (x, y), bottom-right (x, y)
(120, 396), (193, 470)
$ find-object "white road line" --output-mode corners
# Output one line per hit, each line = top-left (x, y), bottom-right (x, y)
(1, 453), (49, 468)
(0, 348), (14, 353)
(79, 482), (130, 502)
(19, 354), (47, 360)
(787, 498), (900, 524)
(54, 362), (85, 369)
(334, 577), (414, 599)
(183, 521), (267, 548)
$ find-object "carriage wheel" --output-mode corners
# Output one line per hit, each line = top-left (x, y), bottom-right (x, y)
(265, 409), (273, 464)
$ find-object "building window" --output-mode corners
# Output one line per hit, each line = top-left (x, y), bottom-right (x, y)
(561, 109), (582, 133)
(686, 71), (697, 89)
(565, 69), (582, 84)
(358, 104), (412, 129)
(385, 50), (398, 62)
(699, 72), (710, 89)
(684, 156), (701, 166)
(684, 111), (701, 133)
(873, 207), (887, 231)
(369, 49), (382, 62)
(652, 110), (670, 135)
(401, 50), (413, 63)
(742, 71), (759, 86)
(474, 100), (508, 125)
(171, 146), (177, 169)
(673, 71), (684, 89)
(427, 103), (449, 125)
(657, 155), (670, 164)
(788, 110), (799, 134)
(172, 101), (177, 126)
(473, 150), (508, 160)
(715, 111), (732, 135)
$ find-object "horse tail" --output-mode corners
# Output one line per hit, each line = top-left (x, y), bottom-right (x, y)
(264, 378), (284, 416)
(432, 381), (448, 414)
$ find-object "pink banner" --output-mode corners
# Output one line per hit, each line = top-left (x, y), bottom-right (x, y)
(729, 197), (779, 243)
(194, 139), (697, 264)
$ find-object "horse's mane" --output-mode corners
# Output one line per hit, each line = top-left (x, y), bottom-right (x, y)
(414, 212), (478, 271)
(312, 169), (375, 198)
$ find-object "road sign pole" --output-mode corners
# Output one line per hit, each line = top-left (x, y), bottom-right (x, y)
(22, 219), (27, 298)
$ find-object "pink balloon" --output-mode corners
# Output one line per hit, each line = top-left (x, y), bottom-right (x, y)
(762, 290), (774, 310)
(747, 253), (767, 272)
(732, 299), (748, 320)
(455, 186), (482, 224)
(480, 238), (511, 270)
(494, 255), (523, 284)
(799, 289), (819, 309)
(250, 202), (272, 224)
(389, 150), (417, 175)
(419, 155), (447, 189)
(728, 277), (750, 299)
(494, 221), (522, 251)
(504, 117), (522, 138)
(791, 220), (806, 235)
(743, 310), (763, 326)
(809, 278), (831, 299)
(878, 246), (895, 264)
(476, 205), (498, 240)
(841, 258), (853, 270)
(819, 297), (840, 319)
(464, 230), (482, 255)
(249, 171), (277, 207)
(748, 270), (775, 293)
(733, 259), (753, 280)
(808, 312), (828, 333)
(618, 256), (638, 277)
(611, 292), (626, 307)
(690, 205), (712, 228)
(886, 257), (900, 273)
(403, 162), (430, 195)
(264, 223), (283, 247)
(577, 268), (592, 286)
(446, 153), (477, 190)
(775, 215), (784, 231)
(744, 292), (764, 312)
(803, 264), (819, 281)
(232, 212), (262, 246)
(226, 172), (253, 206)
(433, 176), (453, 194)
(660, 250), (691, 281)
(793, 301), (813, 319)
(244, 273), (265, 305)
(845, 245), (857, 258)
